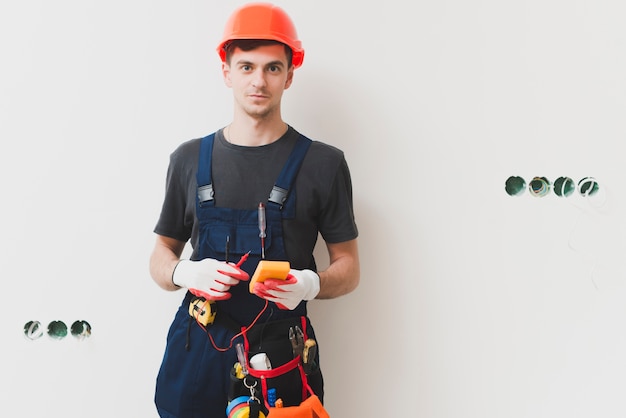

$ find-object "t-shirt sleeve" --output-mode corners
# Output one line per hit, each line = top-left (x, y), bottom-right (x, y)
(318, 154), (359, 244)
(153, 141), (197, 243)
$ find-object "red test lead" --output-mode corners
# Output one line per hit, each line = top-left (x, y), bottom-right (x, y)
(236, 251), (250, 268)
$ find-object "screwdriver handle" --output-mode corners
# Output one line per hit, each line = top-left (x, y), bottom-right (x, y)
(258, 202), (266, 238)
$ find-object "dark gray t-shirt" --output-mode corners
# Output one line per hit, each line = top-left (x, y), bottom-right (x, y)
(154, 126), (358, 270)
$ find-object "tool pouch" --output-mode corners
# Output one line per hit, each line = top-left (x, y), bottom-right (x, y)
(264, 388), (329, 418)
(228, 316), (325, 413)
(247, 356), (307, 407)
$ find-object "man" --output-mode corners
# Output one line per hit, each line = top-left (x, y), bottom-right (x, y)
(149, 3), (359, 417)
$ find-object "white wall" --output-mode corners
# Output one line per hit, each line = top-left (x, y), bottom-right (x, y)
(2, 1), (626, 417)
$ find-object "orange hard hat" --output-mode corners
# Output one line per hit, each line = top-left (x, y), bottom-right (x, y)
(216, 3), (304, 68)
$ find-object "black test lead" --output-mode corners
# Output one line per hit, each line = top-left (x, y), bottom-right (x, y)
(258, 202), (266, 259)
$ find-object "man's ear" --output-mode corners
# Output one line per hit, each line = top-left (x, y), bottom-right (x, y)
(284, 67), (294, 90)
(222, 62), (232, 87)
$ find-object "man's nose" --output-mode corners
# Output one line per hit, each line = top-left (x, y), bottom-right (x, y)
(251, 69), (267, 88)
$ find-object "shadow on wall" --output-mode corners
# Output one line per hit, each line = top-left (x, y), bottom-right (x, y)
(283, 69), (374, 154)
(291, 67), (403, 329)
(292, 66), (422, 414)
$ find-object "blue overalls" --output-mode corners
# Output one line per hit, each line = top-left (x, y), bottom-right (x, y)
(155, 133), (319, 418)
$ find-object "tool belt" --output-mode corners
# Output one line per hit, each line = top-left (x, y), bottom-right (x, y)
(227, 316), (328, 417)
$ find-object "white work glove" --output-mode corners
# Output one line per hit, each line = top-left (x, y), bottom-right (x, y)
(173, 258), (249, 301)
(252, 269), (320, 310)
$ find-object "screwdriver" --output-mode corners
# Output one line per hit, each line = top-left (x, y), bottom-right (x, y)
(258, 202), (266, 259)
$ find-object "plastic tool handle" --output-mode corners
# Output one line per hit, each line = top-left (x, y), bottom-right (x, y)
(258, 202), (266, 259)
(258, 203), (266, 238)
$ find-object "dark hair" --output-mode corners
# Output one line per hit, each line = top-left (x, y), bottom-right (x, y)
(224, 39), (293, 67)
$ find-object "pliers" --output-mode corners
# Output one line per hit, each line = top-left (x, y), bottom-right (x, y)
(289, 325), (304, 359)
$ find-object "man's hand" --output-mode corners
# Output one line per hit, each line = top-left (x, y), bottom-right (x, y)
(252, 269), (320, 310)
(173, 258), (249, 301)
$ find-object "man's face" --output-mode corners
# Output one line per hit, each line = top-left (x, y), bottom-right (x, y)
(222, 44), (294, 119)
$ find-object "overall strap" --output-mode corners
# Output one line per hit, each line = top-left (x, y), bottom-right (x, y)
(268, 134), (312, 208)
(196, 133), (216, 206)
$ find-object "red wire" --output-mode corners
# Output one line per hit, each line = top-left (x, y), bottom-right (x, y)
(192, 298), (269, 352)
(190, 251), (258, 351)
